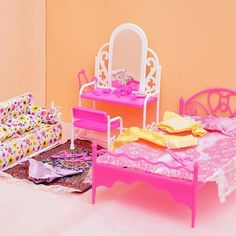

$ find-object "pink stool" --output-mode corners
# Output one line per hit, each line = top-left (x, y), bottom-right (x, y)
(70, 106), (123, 149)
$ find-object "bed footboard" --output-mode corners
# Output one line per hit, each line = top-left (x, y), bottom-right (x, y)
(91, 142), (200, 227)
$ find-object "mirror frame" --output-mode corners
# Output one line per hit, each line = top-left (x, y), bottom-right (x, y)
(107, 23), (148, 89)
(95, 23), (161, 96)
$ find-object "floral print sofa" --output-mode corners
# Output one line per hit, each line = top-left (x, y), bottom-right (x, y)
(0, 93), (62, 170)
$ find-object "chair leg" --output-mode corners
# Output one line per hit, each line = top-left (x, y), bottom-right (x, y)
(107, 131), (110, 149)
(70, 123), (75, 150)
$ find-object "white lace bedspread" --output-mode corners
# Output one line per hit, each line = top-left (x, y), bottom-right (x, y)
(97, 131), (236, 203)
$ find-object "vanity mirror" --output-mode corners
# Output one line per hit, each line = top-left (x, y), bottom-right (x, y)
(80, 23), (161, 129)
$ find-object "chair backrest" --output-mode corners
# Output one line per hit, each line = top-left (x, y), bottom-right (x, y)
(179, 88), (236, 117)
(72, 107), (108, 123)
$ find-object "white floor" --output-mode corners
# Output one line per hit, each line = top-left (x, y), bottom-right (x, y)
(1, 122), (236, 236)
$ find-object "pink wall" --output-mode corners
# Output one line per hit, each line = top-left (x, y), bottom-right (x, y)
(2, 0), (235, 124)
(46, 0), (236, 124)
(0, 0), (46, 106)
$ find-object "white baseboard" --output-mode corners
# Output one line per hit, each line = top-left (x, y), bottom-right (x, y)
(61, 121), (71, 143)
(62, 121), (113, 148)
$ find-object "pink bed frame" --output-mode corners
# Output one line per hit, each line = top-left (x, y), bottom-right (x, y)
(91, 88), (236, 227)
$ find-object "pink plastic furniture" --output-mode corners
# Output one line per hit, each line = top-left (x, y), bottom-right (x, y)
(79, 23), (162, 130)
(91, 87), (236, 228)
(179, 87), (236, 117)
(91, 142), (200, 228)
(70, 106), (123, 149)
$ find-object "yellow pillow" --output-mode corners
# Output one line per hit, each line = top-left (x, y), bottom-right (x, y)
(157, 111), (207, 137)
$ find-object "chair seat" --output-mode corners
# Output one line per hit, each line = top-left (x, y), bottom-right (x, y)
(73, 119), (120, 132)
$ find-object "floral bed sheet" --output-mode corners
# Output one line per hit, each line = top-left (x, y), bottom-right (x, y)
(97, 131), (236, 202)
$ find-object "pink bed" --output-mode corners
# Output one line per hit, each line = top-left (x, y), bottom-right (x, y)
(91, 88), (236, 227)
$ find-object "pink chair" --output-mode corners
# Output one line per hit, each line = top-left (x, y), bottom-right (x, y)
(70, 106), (123, 149)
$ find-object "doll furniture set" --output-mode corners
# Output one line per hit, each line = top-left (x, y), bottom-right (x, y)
(70, 106), (123, 149)
(78, 23), (161, 130)
(0, 92), (62, 171)
(71, 23), (236, 227)
(2, 22), (235, 229)
(91, 87), (236, 227)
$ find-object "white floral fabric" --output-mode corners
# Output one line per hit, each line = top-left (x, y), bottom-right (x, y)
(7, 114), (42, 133)
(0, 124), (17, 142)
(0, 123), (62, 169)
(27, 106), (58, 124)
(0, 93), (33, 123)
(0, 92), (62, 170)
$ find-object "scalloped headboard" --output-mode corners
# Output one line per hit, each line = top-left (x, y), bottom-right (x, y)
(179, 88), (236, 117)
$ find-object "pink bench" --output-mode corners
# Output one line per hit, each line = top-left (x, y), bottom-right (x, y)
(70, 107), (123, 149)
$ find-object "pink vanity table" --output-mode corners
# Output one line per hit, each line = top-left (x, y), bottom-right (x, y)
(79, 23), (162, 129)
(80, 85), (158, 129)
(81, 88), (156, 108)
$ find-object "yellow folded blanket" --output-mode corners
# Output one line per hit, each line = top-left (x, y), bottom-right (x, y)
(157, 111), (207, 136)
(111, 127), (199, 150)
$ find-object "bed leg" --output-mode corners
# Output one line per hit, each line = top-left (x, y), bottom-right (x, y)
(191, 163), (198, 228)
(191, 204), (196, 228)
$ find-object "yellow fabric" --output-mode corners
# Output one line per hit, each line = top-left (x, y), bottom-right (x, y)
(163, 111), (179, 120)
(111, 127), (199, 150)
(157, 111), (207, 137)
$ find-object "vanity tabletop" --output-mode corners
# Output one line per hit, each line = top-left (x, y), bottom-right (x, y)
(81, 88), (157, 108)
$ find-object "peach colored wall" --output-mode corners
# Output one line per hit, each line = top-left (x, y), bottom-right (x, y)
(0, 0), (46, 106)
(46, 0), (236, 124)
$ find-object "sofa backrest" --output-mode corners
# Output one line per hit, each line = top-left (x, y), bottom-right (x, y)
(0, 92), (34, 123)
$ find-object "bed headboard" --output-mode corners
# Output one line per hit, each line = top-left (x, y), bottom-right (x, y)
(179, 88), (236, 117)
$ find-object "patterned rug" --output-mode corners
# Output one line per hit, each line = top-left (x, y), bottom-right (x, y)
(4, 139), (95, 193)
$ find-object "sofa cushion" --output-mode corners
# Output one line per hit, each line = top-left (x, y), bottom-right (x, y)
(0, 124), (18, 142)
(0, 92), (33, 123)
(7, 114), (42, 133)
(0, 123), (62, 170)
(27, 106), (58, 124)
